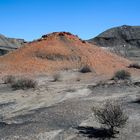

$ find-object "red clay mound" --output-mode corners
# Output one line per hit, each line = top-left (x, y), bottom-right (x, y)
(0, 32), (131, 76)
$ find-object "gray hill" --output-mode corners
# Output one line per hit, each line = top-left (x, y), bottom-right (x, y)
(88, 25), (140, 61)
(0, 34), (25, 55)
(88, 25), (140, 48)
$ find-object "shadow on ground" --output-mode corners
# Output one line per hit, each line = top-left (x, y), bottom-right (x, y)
(131, 99), (140, 104)
(76, 126), (116, 140)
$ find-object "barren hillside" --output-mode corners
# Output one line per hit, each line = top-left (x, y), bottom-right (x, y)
(88, 25), (140, 60)
(0, 32), (131, 76)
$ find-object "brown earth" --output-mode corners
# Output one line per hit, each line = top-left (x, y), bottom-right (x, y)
(0, 32), (133, 76)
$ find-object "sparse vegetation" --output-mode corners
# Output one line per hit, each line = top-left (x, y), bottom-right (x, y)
(11, 78), (37, 90)
(3, 75), (16, 84)
(65, 88), (76, 92)
(52, 74), (60, 82)
(128, 63), (140, 69)
(79, 65), (92, 73)
(76, 77), (81, 82)
(3, 75), (37, 90)
(82, 40), (86, 44)
(92, 100), (128, 135)
(35, 51), (48, 59)
(112, 70), (131, 80)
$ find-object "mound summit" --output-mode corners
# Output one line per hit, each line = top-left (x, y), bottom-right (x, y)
(0, 32), (131, 75)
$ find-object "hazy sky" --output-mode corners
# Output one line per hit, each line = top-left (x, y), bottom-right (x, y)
(0, 0), (139, 41)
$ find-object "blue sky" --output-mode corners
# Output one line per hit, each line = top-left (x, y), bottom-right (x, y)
(0, 0), (139, 41)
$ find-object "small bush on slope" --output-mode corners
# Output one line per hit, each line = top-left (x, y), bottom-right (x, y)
(79, 65), (92, 73)
(128, 63), (140, 69)
(112, 70), (131, 80)
(52, 74), (61, 82)
(3, 75), (16, 84)
(11, 78), (37, 90)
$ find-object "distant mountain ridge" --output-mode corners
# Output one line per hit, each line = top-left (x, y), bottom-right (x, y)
(88, 25), (140, 48)
(87, 25), (140, 61)
(0, 34), (25, 55)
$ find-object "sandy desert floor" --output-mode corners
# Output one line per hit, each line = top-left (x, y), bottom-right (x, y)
(0, 70), (140, 140)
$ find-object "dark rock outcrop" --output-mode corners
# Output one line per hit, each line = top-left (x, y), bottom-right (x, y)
(0, 34), (25, 55)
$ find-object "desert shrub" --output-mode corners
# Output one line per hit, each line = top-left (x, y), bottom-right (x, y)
(128, 63), (140, 69)
(79, 65), (92, 73)
(58, 32), (65, 36)
(112, 70), (131, 80)
(3, 75), (16, 84)
(76, 78), (81, 82)
(11, 78), (37, 90)
(92, 100), (128, 135)
(65, 88), (76, 92)
(35, 51), (48, 59)
(41, 34), (48, 38)
(82, 40), (86, 44)
(52, 74), (60, 82)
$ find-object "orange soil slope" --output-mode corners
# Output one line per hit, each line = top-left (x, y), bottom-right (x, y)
(0, 32), (131, 75)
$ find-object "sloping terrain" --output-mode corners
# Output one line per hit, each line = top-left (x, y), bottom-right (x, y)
(0, 34), (25, 55)
(0, 32), (131, 76)
(88, 25), (140, 60)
